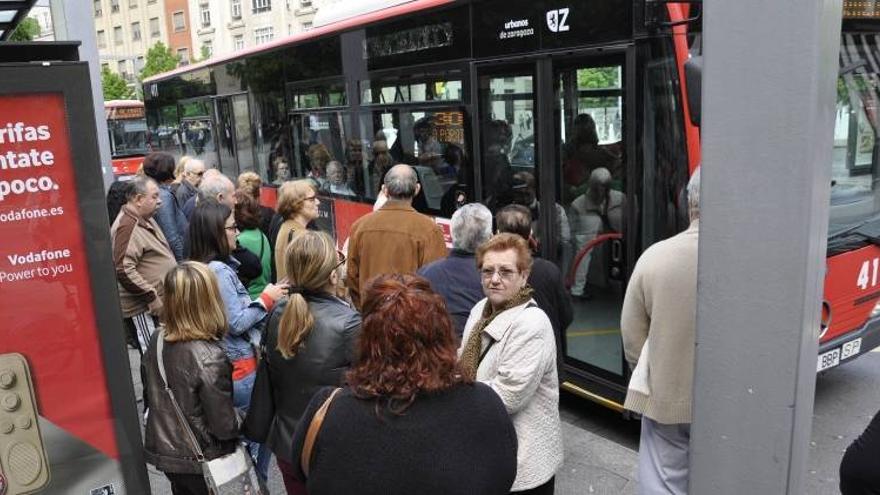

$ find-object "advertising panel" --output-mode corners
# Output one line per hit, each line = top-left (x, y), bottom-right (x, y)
(0, 65), (147, 494)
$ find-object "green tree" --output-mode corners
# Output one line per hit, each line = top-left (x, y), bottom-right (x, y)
(192, 44), (212, 63)
(101, 66), (135, 100)
(139, 42), (179, 80)
(9, 17), (40, 41)
(576, 67), (620, 90)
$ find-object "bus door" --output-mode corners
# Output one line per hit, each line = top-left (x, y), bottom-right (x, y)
(178, 98), (218, 169)
(476, 50), (633, 406)
(213, 93), (255, 177)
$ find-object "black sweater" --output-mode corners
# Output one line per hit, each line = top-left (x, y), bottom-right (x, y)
(291, 383), (518, 495)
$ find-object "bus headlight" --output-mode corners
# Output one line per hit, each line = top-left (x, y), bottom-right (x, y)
(871, 300), (880, 319)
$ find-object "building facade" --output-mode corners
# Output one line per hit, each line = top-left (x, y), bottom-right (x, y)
(188, 0), (331, 59)
(93, 0), (171, 81)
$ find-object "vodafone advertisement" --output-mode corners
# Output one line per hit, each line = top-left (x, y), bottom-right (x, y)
(0, 91), (143, 494)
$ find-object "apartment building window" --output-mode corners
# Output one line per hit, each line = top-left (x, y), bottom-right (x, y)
(300, 0), (310, 7)
(233, 34), (244, 50)
(96, 30), (106, 48)
(203, 41), (212, 58)
(117, 60), (128, 79)
(302, 21), (311, 30)
(110, 0), (119, 13)
(113, 26), (123, 44)
(252, 0), (270, 14)
(135, 56), (145, 73)
(94, 0), (102, 17)
(131, 21), (141, 40)
(177, 47), (189, 65)
(147, 0), (156, 4)
(231, 0), (241, 19)
(129, 0), (137, 8)
(150, 17), (160, 37)
(172, 11), (186, 32)
(254, 26), (273, 44)
(199, 3), (211, 27)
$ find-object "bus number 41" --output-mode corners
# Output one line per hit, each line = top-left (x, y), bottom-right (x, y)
(856, 258), (880, 290)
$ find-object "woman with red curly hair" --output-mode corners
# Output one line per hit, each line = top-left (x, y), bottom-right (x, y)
(290, 274), (517, 495)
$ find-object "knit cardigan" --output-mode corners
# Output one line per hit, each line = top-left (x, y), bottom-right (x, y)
(621, 221), (699, 424)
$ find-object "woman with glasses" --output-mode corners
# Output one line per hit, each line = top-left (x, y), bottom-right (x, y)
(188, 200), (288, 479)
(274, 179), (321, 279)
(459, 233), (563, 495)
(254, 230), (360, 494)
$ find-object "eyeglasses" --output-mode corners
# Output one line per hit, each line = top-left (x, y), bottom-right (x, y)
(225, 224), (239, 232)
(192, 171), (205, 177)
(480, 267), (519, 281)
(334, 250), (346, 270)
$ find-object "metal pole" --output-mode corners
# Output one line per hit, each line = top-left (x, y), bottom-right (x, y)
(690, 0), (843, 493)
(50, 0), (115, 189)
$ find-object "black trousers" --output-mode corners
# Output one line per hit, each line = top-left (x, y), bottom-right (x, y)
(512, 477), (555, 495)
(840, 408), (880, 494)
(165, 472), (209, 495)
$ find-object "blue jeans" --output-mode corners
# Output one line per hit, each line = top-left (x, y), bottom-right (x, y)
(232, 371), (272, 480)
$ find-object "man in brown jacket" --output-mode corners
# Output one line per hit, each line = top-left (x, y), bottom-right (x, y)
(346, 164), (447, 308)
(111, 176), (177, 354)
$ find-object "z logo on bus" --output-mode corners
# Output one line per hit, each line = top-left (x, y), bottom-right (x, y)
(546, 8), (570, 33)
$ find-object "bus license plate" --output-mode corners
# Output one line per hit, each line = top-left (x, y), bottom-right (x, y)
(817, 348), (839, 371)
(816, 337), (863, 372)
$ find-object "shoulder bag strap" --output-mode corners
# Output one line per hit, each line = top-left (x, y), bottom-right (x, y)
(156, 332), (206, 462)
(300, 387), (342, 478)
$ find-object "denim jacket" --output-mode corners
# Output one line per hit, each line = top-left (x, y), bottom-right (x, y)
(209, 258), (266, 362)
(154, 184), (189, 261)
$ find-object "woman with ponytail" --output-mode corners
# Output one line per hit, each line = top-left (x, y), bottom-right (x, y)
(259, 230), (360, 494)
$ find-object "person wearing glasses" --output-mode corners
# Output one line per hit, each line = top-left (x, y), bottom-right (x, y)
(173, 157), (206, 208)
(188, 200), (288, 480)
(251, 230), (360, 494)
(274, 179), (321, 279)
(459, 233), (563, 495)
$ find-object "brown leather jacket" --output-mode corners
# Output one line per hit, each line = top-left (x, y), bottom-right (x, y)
(143, 332), (242, 474)
(346, 202), (447, 308)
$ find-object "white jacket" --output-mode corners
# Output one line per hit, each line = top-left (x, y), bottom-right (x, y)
(460, 298), (564, 491)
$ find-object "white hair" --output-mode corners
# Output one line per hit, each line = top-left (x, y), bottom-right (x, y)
(687, 166), (701, 220)
(451, 203), (493, 253)
(198, 170), (233, 200)
(184, 158), (205, 173)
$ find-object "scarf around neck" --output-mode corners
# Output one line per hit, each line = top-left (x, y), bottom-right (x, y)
(459, 286), (534, 381)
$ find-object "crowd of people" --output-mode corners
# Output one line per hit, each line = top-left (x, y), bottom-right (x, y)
(108, 152), (567, 495)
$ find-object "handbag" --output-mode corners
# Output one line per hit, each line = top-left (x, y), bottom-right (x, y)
(155, 332), (265, 495)
(300, 387), (342, 478)
(242, 316), (276, 442)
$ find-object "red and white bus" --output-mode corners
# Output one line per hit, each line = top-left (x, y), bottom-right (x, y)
(142, 0), (879, 410)
(105, 99), (148, 177)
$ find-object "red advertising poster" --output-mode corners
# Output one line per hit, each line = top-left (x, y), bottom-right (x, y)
(0, 93), (127, 493)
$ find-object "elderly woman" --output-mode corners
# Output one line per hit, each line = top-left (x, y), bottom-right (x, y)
(459, 233), (563, 495)
(274, 179), (321, 278)
(290, 274), (517, 495)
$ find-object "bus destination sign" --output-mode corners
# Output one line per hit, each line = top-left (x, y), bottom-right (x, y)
(844, 0), (880, 19)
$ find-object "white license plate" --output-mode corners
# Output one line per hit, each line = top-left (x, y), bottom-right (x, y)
(817, 348), (840, 371)
(841, 337), (863, 359)
(816, 337), (863, 372)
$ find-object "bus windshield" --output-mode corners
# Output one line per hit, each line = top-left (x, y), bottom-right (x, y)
(830, 33), (880, 236)
(108, 118), (148, 158)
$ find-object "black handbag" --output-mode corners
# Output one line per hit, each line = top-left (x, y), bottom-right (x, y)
(242, 312), (277, 443)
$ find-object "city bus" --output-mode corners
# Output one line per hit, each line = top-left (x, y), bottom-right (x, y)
(142, 0), (880, 410)
(104, 99), (148, 177)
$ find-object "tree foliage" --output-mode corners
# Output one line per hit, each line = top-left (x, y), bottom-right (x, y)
(9, 17), (40, 41)
(140, 42), (179, 80)
(101, 66), (135, 100)
(577, 67), (620, 90)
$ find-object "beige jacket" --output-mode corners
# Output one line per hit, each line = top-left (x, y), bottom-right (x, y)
(621, 221), (698, 424)
(111, 205), (177, 318)
(460, 299), (563, 491)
